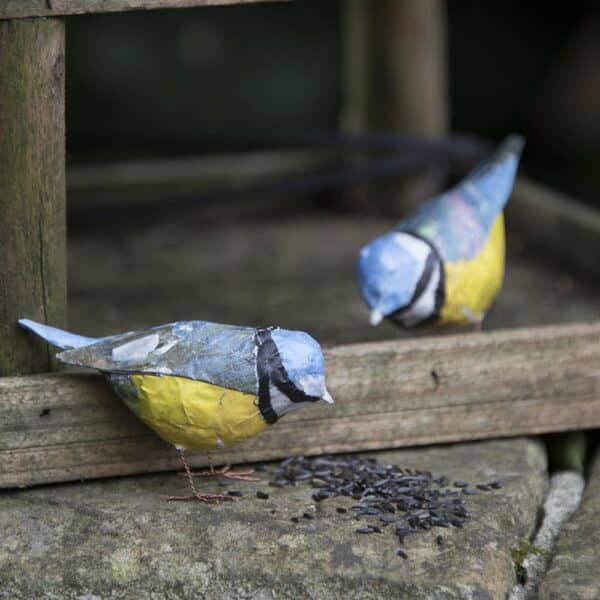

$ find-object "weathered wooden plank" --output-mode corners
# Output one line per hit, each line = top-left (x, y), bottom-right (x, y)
(2, 321), (600, 488)
(67, 150), (333, 211)
(0, 19), (67, 376)
(0, 0), (286, 20)
(508, 177), (600, 277)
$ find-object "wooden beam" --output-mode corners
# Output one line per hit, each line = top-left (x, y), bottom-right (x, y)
(66, 150), (600, 281)
(0, 0), (287, 20)
(67, 150), (333, 211)
(508, 177), (600, 278)
(0, 19), (67, 376)
(3, 321), (600, 488)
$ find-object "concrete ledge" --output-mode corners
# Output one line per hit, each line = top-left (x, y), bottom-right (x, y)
(0, 438), (546, 599)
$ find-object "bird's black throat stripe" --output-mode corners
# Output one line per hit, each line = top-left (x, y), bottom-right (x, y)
(255, 328), (321, 425)
(389, 231), (445, 327)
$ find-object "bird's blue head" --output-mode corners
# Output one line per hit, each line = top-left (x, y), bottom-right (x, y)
(357, 231), (442, 327)
(256, 328), (333, 421)
(271, 329), (332, 401)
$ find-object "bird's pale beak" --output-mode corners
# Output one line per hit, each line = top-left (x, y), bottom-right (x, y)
(370, 309), (384, 326)
(321, 389), (334, 404)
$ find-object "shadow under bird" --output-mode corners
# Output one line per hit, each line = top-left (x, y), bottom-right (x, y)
(18, 318), (333, 502)
(358, 134), (525, 329)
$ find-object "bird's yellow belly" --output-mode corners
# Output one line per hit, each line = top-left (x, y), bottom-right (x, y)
(130, 374), (268, 452)
(439, 213), (505, 326)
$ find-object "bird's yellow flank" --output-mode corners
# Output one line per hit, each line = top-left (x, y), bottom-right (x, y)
(131, 374), (268, 451)
(439, 213), (505, 326)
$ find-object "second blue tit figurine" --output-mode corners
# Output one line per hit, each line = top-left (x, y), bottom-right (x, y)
(358, 135), (524, 329)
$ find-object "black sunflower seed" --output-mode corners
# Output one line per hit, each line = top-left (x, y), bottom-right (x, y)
(356, 527), (375, 534)
(269, 453), (497, 558)
(269, 480), (287, 488)
(359, 507), (380, 516)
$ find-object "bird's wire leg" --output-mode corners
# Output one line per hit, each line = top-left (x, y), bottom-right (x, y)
(461, 306), (484, 333)
(183, 460), (259, 482)
(168, 450), (233, 503)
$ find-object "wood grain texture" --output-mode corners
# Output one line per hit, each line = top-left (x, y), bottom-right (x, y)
(508, 177), (600, 277)
(0, 0), (287, 19)
(342, 0), (448, 134)
(2, 321), (600, 488)
(341, 0), (448, 214)
(0, 19), (67, 376)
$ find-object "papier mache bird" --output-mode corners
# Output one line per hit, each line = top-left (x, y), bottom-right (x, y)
(357, 134), (524, 329)
(19, 318), (333, 502)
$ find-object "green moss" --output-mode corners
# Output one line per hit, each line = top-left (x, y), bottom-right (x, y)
(511, 540), (550, 583)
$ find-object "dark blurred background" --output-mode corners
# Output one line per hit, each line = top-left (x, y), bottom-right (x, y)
(66, 0), (600, 205)
(64, 0), (600, 343)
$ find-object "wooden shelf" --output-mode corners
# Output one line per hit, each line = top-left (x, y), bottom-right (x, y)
(0, 0), (286, 20)
(3, 321), (600, 488)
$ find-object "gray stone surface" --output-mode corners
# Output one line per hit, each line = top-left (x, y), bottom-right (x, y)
(0, 438), (546, 599)
(509, 471), (584, 600)
(538, 449), (600, 600)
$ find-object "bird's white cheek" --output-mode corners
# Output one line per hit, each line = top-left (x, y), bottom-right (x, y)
(269, 383), (313, 418)
(296, 374), (326, 398)
(268, 384), (289, 416)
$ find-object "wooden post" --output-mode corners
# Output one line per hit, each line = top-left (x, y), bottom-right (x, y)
(342, 0), (449, 215)
(0, 19), (67, 376)
(343, 0), (448, 134)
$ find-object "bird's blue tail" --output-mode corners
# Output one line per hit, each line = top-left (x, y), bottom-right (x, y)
(18, 319), (99, 350)
(498, 133), (525, 158)
(462, 133), (525, 214)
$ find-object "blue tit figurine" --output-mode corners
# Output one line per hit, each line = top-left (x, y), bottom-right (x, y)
(18, 318), (333, 502)
(358, 134), (524, 329)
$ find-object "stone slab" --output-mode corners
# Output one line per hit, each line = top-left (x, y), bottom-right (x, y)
(0, 438), (546, 599)
(538, 448), (600, 600)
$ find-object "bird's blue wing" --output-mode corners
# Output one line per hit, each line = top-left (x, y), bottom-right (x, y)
(397, 134), (523, 262)
(57, 320), (258, 394)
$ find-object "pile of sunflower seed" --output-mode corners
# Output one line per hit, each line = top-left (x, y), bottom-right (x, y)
(268, 455), (502, 558)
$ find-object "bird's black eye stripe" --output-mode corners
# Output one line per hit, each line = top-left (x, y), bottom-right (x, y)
(255, 329), (321, 424)
(256, 329), (278, 424)
(389, 248), (435, 319)
(387, 254), (433, 327)
(411, 251), (436, 307)
(388, 230), (445, 324)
